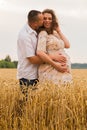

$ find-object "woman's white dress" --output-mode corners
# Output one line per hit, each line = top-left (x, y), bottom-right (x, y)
(37, 30), (72, 84)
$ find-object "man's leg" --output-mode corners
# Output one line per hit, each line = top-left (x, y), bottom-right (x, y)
(19, 78), (39, 101)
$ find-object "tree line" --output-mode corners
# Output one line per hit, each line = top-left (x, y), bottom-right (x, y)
(0, 55), (87, 69)
(0, 55), (18, 68)
(71, 63), (87, 69)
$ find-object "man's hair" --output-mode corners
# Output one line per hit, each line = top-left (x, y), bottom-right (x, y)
(27, 10), (41, 23)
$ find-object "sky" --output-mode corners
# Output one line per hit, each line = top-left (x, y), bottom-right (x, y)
(0, 0), (87, 63)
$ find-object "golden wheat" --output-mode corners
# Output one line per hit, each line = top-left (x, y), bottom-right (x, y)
(0, 69), (87, 130)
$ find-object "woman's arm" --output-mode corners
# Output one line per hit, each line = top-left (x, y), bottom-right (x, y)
(56, 27), (70, 48)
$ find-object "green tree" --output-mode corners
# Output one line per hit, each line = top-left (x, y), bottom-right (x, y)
(0, 60), (16, 68)
(4, 55), (11, 62)
(13, 61), (18, 68)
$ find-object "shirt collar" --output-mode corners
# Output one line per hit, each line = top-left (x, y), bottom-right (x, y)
(25, 24), (37, 36)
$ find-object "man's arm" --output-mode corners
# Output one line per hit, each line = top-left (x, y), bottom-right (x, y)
(48, 51), (67, 63)
(27, 55), (43, 64)
(56, 27), (70, 48)
(27, 51), (67, 73)
(36, 50), (68, 73)
(27, 51), (67, 64)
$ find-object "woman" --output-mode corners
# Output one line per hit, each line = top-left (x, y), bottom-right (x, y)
(36, 9), (72, 84)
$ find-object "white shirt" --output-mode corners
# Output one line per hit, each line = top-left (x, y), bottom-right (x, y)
(17, 24), (38, 80)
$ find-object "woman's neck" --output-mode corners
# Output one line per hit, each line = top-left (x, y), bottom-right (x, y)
(46, 28), (53, 34)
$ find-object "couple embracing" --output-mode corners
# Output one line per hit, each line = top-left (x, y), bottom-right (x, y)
(17, 9), (72, 89)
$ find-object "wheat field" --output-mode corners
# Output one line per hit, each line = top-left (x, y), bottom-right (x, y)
(0, 69), (87, 130)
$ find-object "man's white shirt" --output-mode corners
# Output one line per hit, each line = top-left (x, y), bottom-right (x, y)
(17, 24), (38, 80)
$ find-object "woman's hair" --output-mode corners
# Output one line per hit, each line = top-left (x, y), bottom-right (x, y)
(38, 9), (59, 34)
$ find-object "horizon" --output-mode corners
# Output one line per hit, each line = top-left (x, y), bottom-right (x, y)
(0, 54), (87, 64)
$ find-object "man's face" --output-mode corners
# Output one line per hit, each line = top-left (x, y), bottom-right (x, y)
(36, 14), (43, 29)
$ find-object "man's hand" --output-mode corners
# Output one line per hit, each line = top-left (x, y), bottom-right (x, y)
(54, 62), (68, 73)
(49, 52), (67, 63)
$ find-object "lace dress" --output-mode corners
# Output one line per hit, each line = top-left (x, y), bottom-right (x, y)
(37, 30), (72, 84)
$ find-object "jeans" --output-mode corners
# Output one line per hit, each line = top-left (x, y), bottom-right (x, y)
(19, 78), (39, 101)
(19, 78), (39, 87)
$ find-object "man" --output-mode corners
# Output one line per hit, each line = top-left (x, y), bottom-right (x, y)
(17, 10), (67, 88)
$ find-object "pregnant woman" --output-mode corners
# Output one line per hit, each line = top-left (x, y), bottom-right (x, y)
(36, 9), (72, 84)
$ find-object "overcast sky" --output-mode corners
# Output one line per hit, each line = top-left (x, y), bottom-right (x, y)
(0, 0), (87, 63)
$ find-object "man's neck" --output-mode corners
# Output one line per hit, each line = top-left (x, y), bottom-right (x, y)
(28, 22), (36, 30)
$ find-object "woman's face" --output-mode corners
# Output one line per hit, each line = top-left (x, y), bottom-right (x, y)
(43, 13), (52, 29)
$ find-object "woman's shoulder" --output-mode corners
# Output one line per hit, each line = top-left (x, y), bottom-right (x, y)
(39, 30), (48, 36)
